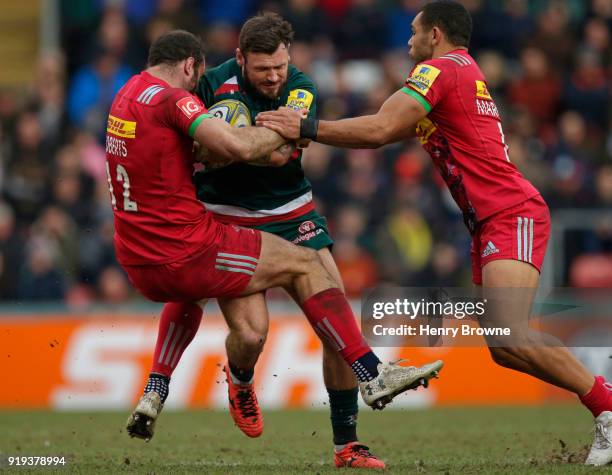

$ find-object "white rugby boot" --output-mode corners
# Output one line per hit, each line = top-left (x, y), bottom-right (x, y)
(585, 411), (612, 466)
(126, 391), (163, 442)
(359, 359), (443, 410)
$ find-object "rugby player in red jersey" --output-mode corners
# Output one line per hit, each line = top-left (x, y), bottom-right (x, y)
(105, 30), (443, 444)
(257, 0), (612, 466)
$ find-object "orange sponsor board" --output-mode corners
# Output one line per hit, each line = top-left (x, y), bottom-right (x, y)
(0, 314), (570, 409)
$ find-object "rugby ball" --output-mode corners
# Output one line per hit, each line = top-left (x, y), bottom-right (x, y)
(208, 99), (251, 128)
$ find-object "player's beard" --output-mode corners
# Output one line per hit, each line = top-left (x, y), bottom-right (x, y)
(243, 68), (287, 101)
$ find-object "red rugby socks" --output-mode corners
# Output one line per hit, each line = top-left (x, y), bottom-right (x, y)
(300, 288), (381, 382)
(151, 302), (203, 378)
(580, 376), (612, 417)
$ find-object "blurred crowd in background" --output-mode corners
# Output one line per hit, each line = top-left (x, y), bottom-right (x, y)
(0, 0), (611, 305)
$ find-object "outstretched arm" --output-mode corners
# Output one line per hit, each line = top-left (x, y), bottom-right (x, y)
(193, 117), (287, 163)
(257, 89), (428, 148)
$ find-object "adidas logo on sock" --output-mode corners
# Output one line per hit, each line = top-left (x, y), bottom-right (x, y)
(481, 241), (500, 258)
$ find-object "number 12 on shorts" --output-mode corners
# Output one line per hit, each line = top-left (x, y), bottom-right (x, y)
(106, 161), (138, 212)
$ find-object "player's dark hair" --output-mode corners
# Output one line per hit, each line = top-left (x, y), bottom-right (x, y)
(239, 12), (294, 55)
(148, 30), (204, 69)
(421, 1), (472, 48)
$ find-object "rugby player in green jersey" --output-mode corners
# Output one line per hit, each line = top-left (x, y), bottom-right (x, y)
(194, 13), (385, 469)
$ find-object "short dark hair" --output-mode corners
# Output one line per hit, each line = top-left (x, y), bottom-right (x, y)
(239, 12), (294, 55)
(148, 30), (204, 68)
(421, 1), (472, 48)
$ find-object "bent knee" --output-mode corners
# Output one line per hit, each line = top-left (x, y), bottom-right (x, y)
(236, 327), (267, 351)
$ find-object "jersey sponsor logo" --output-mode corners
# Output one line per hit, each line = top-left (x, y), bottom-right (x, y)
(286, 89), (314, 111)
(107, 115), (136, 139)
(475, 80), (492, 100)
(298, 220), (316, 234)
(475, 99), (500, 118)
(176, 96), (204, 119)
(406, 64), (441, 96)
(292, 228), (323, 244)
(294, 220), (323, 243)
